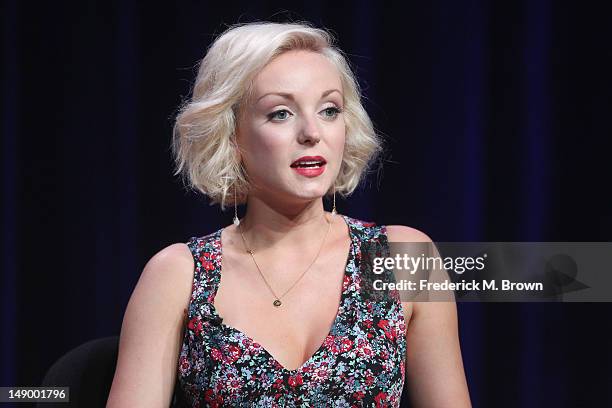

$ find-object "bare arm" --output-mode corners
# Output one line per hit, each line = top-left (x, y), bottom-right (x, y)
(387, 225), (471, 408)
(107, 243), (194, 408)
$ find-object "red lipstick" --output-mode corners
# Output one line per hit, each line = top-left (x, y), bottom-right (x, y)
(290, 155), (327, 178)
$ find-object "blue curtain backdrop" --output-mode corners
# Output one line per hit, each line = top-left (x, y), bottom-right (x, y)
(2, 1), (611, 407)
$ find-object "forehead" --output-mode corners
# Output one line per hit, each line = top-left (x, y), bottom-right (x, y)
(252, 50), (343, 98)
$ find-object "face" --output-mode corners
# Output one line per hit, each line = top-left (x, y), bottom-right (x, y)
(236, 49), (346, 206)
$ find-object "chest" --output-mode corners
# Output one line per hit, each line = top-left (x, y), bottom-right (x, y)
(212, 233), (352, 371)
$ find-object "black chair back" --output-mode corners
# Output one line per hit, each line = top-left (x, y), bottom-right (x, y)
(38, 336), (119, 407)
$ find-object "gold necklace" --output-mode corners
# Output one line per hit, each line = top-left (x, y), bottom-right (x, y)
(237, 214), (333, 307)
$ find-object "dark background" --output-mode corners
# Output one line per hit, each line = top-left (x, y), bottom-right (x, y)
(2, 1), (612, 407)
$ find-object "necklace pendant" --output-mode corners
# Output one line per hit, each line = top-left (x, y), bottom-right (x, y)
(233, 216), (240, 226)
(273, 299), (282, 307)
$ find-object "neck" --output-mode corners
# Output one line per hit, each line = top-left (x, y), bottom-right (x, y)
(238, 194), (332, 250)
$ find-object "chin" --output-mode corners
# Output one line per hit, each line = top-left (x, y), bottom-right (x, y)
(291, 186), (328, 201)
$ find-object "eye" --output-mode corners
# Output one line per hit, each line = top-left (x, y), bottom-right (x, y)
(321, 106), (343, 119)
(267, 109), (292, 121)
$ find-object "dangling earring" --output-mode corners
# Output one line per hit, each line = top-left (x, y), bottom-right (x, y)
(233, 185), (240, 226)
(331, 185), (337, 216)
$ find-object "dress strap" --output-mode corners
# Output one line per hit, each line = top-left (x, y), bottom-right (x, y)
(184, 229), (223, 320)
(346, 218), (400, 304)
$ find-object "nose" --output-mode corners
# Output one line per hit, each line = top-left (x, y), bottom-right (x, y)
(297, 116), (321, 145)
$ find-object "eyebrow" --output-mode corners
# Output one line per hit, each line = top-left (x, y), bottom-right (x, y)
(256, 89), (342, 103)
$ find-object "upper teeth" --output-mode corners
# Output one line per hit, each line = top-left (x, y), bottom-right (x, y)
(293, 160), (324, 168)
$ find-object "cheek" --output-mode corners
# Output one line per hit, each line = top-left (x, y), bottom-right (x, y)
(337, 131), (346, 149)
(249, 137), (286, 162)
(241, 129), (290, 172)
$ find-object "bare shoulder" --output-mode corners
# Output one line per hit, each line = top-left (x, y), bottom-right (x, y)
(106, 242), (195, 407)
(147, 242), (193, 269)
(143, 242), (194, 281)
(133, 242), (196, 307)
(385, 224), (433, 243)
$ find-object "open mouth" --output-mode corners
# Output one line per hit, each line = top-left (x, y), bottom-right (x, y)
(290, 156), (327, 168)
(290, 160), (326, 168)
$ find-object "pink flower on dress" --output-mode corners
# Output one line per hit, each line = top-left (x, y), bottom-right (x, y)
(312, 366), (329, 381)
(384, 326), (397, 341)
(272, 378), (283, 390)
(374, 391), (388, 408)
(287, 374), (303, 387)
(204, 389), (223, 408)
(210, 347), (223, 361)
(179, 355), (190, 373)
(187, 317), (203, 336)
(378, 319), (398, 341)
(359, 344), (373, 358)
(228, 378), (241, 391)
(323, 335), (336, 351)
(365, 373), (375, 386)
(223, 344), (242, 364)
(343, 274), (351, 290)
(353, 391), (365, 400)
(199, 253), (216, 271)
(339, 337), (353, 353)
(204, 389), (215, 402)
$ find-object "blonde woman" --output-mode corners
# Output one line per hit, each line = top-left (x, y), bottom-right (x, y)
(107, 21), (471, 407)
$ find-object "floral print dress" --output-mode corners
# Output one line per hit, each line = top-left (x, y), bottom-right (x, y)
(175, 215), (407, 407)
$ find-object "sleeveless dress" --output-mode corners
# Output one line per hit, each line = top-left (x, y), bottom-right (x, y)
(174, 215), (407, 407)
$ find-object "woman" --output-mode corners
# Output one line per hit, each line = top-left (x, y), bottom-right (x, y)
(107, 21), (471, 407)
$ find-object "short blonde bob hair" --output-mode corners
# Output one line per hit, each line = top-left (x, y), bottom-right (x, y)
(172, 21), (382, 210)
